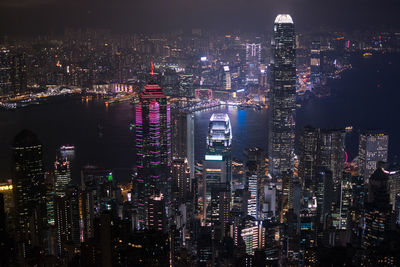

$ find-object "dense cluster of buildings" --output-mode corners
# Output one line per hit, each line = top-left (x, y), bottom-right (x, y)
(1, 14), (400, 101)
(1, 14), (400, 267)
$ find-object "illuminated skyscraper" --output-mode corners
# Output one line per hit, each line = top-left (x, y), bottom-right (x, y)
(10, 53), (27, 95)
(246, 173), (258, 217)
(54, 193), (75, 256)
(298, 127), (345, 194)
(388, 164), (400, 207)
(209, 183), (231, 240)
(202, 156), (227, 224)
(203, 113), (232, 224)
(172, 111), (195, 179)
(298, 126), (319, 202)
(362, 168), (391, 249)
(317, 129), (345, 189)
(336, 171), (352, 229)
(45, 174), (56, 226)
(0, 48), (11, 96)
(268, 14), (296, 177)
(395, 194), (400, 225)
(206, 113), (232, 182)
(80, 167), (115, 217)
(358, 131), (389, 183)
(241, 218), (265, 255)
(299, 209), (316, 261)
(310, 40), (321, 87)
(222, 66), (232, 90)
(262, 184), (277, 219)
(244, 147), (266, 219)
(12, 130), (46, 262)
(135, 75), (171, 229)
(148, 192), (167, 232)
(78, 189), (94, 242)
(245, 43), (261, 85)
(54, 158), (71, 196)
(315, 167), (333, 225)
(171, 158), (190, 203)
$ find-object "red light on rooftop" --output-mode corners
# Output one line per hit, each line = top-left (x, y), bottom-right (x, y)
(150, 61), (154, 76)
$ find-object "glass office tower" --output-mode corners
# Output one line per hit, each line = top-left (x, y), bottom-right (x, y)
(268, 14), (297, 178)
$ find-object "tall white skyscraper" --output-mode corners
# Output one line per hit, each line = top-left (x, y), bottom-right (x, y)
(268, 14), (296, 177)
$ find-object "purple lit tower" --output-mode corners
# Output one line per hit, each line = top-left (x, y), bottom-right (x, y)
(134, 70), (171, 229)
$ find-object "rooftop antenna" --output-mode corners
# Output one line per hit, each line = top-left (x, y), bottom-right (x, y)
(150, 61), (155, 76)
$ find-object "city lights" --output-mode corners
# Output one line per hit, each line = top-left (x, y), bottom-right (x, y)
(0, 5), (399, 266)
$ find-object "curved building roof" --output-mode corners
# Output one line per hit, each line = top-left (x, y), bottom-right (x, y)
(274, 14), (294, 24)
(12, 129), (41, 148)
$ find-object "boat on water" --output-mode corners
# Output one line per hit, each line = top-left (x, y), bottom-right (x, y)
(60, 145), (75, 151)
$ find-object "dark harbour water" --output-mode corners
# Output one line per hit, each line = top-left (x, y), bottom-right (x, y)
(0, 53), (400, 182)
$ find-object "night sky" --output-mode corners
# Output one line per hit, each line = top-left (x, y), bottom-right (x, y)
(0, 0), (400, 35)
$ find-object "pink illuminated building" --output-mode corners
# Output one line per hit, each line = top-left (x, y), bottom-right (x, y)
(134, 79), (171, 229)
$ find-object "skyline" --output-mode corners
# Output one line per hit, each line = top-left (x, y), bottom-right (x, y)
(1, 9), (400, 265)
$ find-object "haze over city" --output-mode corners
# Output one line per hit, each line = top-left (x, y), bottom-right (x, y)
(1, 0), (400, 34)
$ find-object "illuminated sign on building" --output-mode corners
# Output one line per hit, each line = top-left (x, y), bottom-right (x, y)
(205, 155), (223, 161)
(205, 168), (222, 172)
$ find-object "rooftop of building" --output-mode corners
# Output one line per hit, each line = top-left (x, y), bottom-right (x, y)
(274, 14), (294, 24)
(12, 129), (41, 148)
